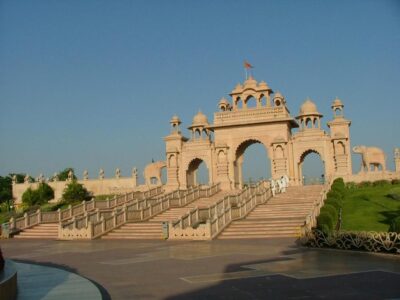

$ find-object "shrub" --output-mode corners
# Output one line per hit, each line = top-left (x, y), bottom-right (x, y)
(345, 182), (358, 190)
(331, 178), (345, 192)
(327, 190), (343, 201)
(317, 212), (334, 234)
(388, 217), (400, 233)
(373, 180), (390, 187)
(358, 181), (372, 188)
(21, 183), (54, 207)
(321, 204), (338, 221)
(62, 180), (92, 204)
(391, 179), (400, 185)
(325, 198), (342, 210)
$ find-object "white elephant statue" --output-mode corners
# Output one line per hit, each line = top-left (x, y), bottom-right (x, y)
(144, 161), (166, 185)
(353, 145), (386, 172)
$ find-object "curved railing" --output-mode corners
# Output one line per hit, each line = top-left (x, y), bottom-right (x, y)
(168, 181), (272, 240)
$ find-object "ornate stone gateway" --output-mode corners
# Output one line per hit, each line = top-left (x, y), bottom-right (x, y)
(164, 76), (353, 190)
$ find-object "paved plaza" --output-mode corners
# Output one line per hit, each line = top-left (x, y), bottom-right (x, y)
(1, 238), (400, 299)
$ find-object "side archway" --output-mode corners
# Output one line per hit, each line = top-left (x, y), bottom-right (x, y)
(298, 149), (325, 185)
(186, 158), (210, 187)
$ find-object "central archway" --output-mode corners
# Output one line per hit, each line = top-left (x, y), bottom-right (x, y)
(298, 150), (325, 185)
(234, 139), (271, 188)
(186, 158), (209, 187)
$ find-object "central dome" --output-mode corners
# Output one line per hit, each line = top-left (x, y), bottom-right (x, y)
(299, 99), (319, 115)
(192, 111), (209, 126)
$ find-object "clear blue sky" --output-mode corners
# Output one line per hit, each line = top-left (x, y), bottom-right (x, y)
(1, 0), (399, 183)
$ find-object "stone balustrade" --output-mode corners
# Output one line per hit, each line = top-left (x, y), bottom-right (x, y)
(168, 181), (271, 240)
(58, 184), (220, 240)
(4, 186), (164, 237)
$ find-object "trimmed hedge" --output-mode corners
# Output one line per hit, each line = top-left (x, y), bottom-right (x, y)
(389, 217), (400, 233)
(317, 211), (335, 234)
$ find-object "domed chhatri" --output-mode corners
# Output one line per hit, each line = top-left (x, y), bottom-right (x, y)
(299, 99), (321, 116)
(170, 115), (181, 124)
(192, 111), (209, 126)
(331, 97), (343, 108)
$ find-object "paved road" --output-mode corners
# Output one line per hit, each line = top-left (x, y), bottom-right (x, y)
(1, 238), (400, 299)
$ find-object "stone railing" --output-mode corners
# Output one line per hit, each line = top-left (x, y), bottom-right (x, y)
(299, 177), (333, 237)
(5, 185), (164, 234)
(303, 229), (400, 254)
(58, 184), (220, 240)
(168, 181), (271, 240)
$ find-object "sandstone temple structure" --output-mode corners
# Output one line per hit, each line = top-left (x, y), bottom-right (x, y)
(164, 76), (352, 191)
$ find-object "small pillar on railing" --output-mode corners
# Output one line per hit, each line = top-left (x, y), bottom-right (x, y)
(101, 216), (106, 232)
(68, 204), (72, 218)
(9, 217), (15, 230)
(36, 209), (42, 224)
(24, 213), (28, 228)
(82, 200), (86, 212)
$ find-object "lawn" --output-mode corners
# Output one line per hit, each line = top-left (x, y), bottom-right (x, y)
(341, 184), (400, 232)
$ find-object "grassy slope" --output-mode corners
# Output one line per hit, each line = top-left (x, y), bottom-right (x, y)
(341, 184), (400, 232)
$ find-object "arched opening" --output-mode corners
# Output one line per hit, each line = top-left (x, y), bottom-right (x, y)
(245, 96), (257, 109)
(236, 97), (243, 109)
(194, 129), (201, 139)
(336, 141), (346, 155)
(299, 150), (325, 185)
(260, 94), (267, 106)
(186, 158), (209, 187)
(335, 108), (342, 116)
(234, 139), (271, 188)
(306, 118), (313, 129)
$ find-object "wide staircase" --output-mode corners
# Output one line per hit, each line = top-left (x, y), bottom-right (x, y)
(218, 185), (324, 239)
(13, 223), (59, 239)
(102, 190), (233, 239)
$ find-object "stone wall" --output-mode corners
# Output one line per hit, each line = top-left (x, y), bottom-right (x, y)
(12, 177), (160, 206)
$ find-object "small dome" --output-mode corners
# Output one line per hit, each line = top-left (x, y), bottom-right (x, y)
(192, 111), (209, 126)
(170, 115), (181, 124)
(274, 91), (284, 100)
(299, 99), (319, 115)
(219, 97), (229, 105)
(331, 97), (343, 108)
(243, 75), (257, 87)
(258, 80), (271, 90)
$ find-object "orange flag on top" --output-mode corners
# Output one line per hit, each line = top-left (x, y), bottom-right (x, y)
(244, 60), (254, 69)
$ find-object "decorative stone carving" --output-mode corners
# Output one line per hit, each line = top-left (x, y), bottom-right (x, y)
(24, 174), (31, 184)
(67, 170), (74, 181)
(353, 145), (386, 172)
(53, 172), (59, 182)
(304, 229), (400, 254)
(131, 167), (138, 178)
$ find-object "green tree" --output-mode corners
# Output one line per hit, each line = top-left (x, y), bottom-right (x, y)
(0, 176), (12, 204)
(21, 183), (54, 207)
(62, 180), (92, 203)
(55, 168), (77, 181)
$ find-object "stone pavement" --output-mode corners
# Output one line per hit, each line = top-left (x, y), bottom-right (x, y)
(1, 238), (400, 299)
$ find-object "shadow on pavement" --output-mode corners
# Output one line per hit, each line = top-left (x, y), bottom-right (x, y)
(13, 259), (111, 300)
